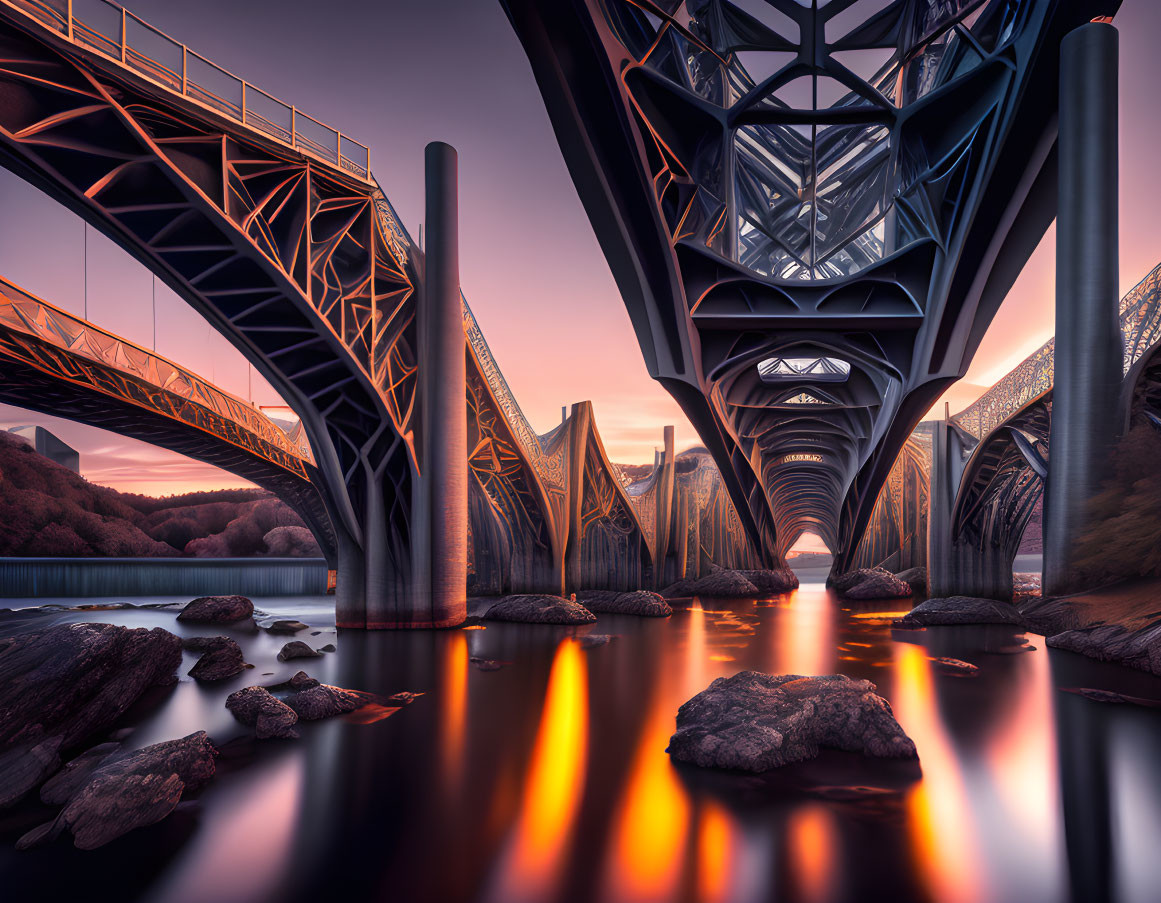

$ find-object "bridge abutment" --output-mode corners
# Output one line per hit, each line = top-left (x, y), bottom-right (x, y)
(1044, 22), (1123, 597)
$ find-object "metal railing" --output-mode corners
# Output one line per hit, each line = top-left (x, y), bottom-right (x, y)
(0, 274), (316, 465)
(3, 0), (371, 180)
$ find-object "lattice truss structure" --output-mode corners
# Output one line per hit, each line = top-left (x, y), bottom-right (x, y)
(850, 425), (930, 570)
(0, 273), (337, 558)
(502, 0), (1119, 570)
(0, 4), (424, 585)
(955, 262), (1161, 439)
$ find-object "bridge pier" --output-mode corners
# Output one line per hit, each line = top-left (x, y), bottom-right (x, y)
(1044, 22), (1123, 597)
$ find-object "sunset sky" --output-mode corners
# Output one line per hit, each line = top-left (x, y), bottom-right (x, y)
(0, 0), (1159, 495)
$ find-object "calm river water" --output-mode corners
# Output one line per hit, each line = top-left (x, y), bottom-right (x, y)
(2, 581), (1161, 903)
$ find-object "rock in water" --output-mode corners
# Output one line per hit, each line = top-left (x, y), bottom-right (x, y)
(662, 569), (759, 598)
(177, 595), (254, 624)
(0, 737), (62, 808)
(895, 567), (928, 596)
(930, 657), (980, 677)
(187, 637), (248, 681)
(576, 591), (672, 617)
(277, 641), (323, 662)
(0, 623), (181, 752)
(19, 732), (216, 850)
(286, 684), (363, 720)
(832, 568), (913, 601)
(1047, 624), (1161, 676)
(895, 596), (1025, 628)
(484, 594), (597, 625)
(667, 671), (916, 772)
(287, 671), (320, 690)
(225, 687), (299, 739)
(40, 742), (122, 805)
(737, 569), (799, 595)
(264, 620), (310, 635)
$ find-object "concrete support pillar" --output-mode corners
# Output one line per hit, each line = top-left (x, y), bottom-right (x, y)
(335, 527), (366, 629)
(396, 141), (467, 628)
(652, 425), (675, 587)
(1044, 23), (1122, 597)
(564, 400), (592, 594)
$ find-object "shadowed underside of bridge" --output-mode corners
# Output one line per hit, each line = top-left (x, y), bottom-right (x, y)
(500, 0), (1119, 573)
(935, 262), (1161, 598)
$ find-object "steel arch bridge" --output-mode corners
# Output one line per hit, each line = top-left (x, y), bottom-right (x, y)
(500, 0), (1120, 573)
(935, 262), (1161, 599)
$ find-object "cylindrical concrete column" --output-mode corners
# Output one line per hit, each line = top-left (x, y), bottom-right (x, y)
(1044, 22), (1122, 596)
(412, 141), (467, 627)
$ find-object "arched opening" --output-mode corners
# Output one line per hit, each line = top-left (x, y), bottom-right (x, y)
(786, 530), (833, 583)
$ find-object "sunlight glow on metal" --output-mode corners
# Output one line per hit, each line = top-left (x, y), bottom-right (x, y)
(757, 357), (851, 383)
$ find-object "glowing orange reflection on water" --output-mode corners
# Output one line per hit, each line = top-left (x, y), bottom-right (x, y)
(487, 639), (589, 903)
(786, 803), (836, 903)
(440, 631), (469, 790)
(893, 643), (986, 903)
(696, 801), (735, 903)
(775, 587), (836, 676)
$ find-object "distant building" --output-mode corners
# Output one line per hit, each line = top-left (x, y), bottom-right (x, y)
(8, 426), (80, 473)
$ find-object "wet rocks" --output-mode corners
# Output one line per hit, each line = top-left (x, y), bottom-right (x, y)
(1046, 623), (1161, 676)
(176, 595), (254, 625)
(576, 590), (672, 617)
(40, 742), (121, 805)
(578, 634), (612, 649)
(226, 687), (299, 739)
(894, 596), (1025, 628)
(470, 657), (504, 671)
(1060, 687), (1161, 707)
(277, 641), (323, 662)
(484, 594), (597, 625)
(19, 731), (217, 850)
(264, 619), (310, 635)
(286, 684), (363, 721)
(667, 671), (916, 772)
(0, 623), (181, 754)
(930, 657), (980, 677)
(661, 567), (800, 598)
(0, 737), (62, 808)
(287, 671), (320, 690)
(186, 637), (247, 681)
(895, 567), (928, 597)
(831, 568), (912, 601)
(737, 568), (800, 595)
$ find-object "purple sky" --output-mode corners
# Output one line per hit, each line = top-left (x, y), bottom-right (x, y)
(1, 0), (1159, 494)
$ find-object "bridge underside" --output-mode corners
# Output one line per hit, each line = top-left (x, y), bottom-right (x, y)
(501, 0), (1119, 573)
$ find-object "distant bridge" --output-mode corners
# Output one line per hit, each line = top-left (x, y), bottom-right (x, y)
(933, 262), (1161, 598)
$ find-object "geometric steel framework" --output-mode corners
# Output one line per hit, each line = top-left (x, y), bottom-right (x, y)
(0, 0), (783, 615)
(0, 272), (337, 561)
(941, 261), (1161, 598)
(501, 0), (1120, 573)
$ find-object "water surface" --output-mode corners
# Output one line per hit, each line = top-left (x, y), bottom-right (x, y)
(1, 584), (1160, 903)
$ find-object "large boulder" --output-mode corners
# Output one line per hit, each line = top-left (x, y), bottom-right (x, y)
(226, 687), (299, 739)
(662, 569), (759, 598)
(832, 568), (913, 600)
(895, 596), (1025, 628)
(576, 590), (672, 617)
(286, 684), (363, 721)
(667, 671), (916, 772)
(19, 731), (216, 850)
(40, 742), (121, 805)
(186, 637), (247, 681)
(0, 623), (181, 753)
(176, 595), (254, 625)
(484, 594), (597, 625)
